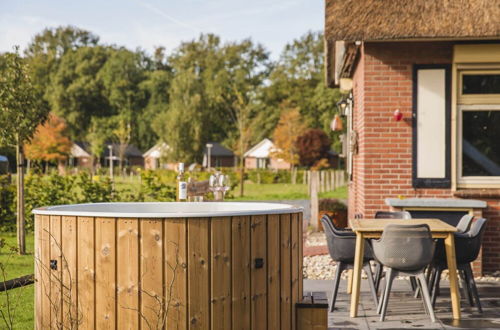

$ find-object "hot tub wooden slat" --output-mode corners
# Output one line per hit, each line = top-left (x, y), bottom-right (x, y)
(267, 214), (281, 329)
(140, 218), (164, 329)
(188, 218), (210, 329)
(251, 215), (267, 329)
(298, 213), (303, 297)
(34, 215), (43, 330)
(41, 215), (51, 329)
(231, 216), (251, 330)
(165, 218), (187, 330)
(210, 217), (231, 329)
(61, 216), (77, 328)
(36, 209), (303, 330)
(291, 213), (300, 330)
(280, 214), (292, 330)
(49, 215), (62, 329)
(117, 218), (140, 329)
(95, 217), (116, 329)
(77, 216), (95, 330)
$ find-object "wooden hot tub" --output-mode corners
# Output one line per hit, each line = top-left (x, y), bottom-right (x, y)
(33, 202), (303, 329)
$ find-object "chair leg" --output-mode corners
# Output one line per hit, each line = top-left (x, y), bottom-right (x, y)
(330, 262), (345, 312)
(363, 263), (378, 308)
(410, 276), (418, 292)
(417, 273), (437, 323)
(374, 262), (383, 292)
(416, 277), (429, 316)
(379, 268), (395, 321)
(461, 268), (474, 307)
(464, 264), (483, 313)
(431, 267), (442, 308)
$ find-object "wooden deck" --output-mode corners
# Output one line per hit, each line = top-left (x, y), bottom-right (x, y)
(303, 279), (500, 329)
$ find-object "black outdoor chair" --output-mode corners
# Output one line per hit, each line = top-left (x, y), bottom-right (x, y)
(373, 211), (414, 292)
(374, 211), (412, 220)
(372, 224), (437, 322)
(456, 214), (474, 233)
(321, 215), (378, 312)
(429, 217), (487, 313)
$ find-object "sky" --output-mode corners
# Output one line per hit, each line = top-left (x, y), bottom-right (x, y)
(0, 0), (324, 59)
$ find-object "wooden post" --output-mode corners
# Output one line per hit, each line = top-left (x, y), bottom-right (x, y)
(310, 171), (319, 230)
(16, 140), (26, 255)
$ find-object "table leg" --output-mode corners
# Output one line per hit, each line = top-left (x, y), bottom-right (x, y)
(349, 233), (364, 318)
(445, 233), (461, 320)
(347, 269), (353, 294)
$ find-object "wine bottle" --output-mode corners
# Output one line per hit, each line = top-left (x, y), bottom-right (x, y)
(176, 162), (187, 201)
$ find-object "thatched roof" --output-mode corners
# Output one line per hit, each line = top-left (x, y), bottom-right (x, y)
(325, 0), (500, 42)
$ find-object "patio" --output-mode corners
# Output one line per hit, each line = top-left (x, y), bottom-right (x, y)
(304, 278), (500, 329)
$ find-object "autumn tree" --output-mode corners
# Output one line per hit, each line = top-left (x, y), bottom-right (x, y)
(272, 106), (307, 169)
(296, 128), (331, 167)
(0, 48), (48, 254)
(25, 113), (72, 174)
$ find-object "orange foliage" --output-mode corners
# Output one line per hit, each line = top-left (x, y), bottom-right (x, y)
(271, 105), (307, 166)
(25, 113), (72, 162)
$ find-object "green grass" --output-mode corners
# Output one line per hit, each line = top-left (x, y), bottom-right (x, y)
(230, 182), (348, 201)
(0, 233), (35, 329)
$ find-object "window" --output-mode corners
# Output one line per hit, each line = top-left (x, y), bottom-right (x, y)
(458, 104), (500, 185)
(412, 65), (451, 188)
(458, 69), (500, 186)
(462, 74), (500, 94)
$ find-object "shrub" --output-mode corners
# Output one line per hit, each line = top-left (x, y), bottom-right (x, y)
(0, 175), (16, 231)
(139, 170), (176, 201)
(296, 129), (331, 167)
(319, 198), (346, 211)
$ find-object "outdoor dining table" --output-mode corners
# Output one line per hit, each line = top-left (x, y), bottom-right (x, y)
(348, 218), (461, 320)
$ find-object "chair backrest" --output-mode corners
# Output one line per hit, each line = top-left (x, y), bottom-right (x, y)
(455, 217), (487, 264)
(456, 214), (474, 233)
(321, 215), (371, 263)
(372, 224), (435, 271)
(375, 211), (412, 220)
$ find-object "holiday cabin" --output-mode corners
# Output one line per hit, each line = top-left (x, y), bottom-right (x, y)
(325, 0), (500, 275)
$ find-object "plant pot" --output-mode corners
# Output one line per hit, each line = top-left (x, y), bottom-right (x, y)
(318, 210), (348, 231)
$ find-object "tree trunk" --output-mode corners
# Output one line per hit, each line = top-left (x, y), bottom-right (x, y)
(16, 140), (26, 255)
(239, 159), (244, 197)
(57, 159), (66, 175)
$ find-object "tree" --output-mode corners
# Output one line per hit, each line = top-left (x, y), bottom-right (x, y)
(272, 106), (307, 168)
(296, 129), (331, 167)
(0, 48), (49, 254)
(46, 45), (113, 140)
(25, 113), (72, 173)
(111, 115), (132, 173)
(86, 117), (112, 172)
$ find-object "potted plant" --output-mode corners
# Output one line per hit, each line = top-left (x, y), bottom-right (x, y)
(318, 198), (347, 230)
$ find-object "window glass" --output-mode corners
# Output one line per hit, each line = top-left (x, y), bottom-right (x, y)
(462, 111), (500, 176)
(462, 74), (500, 94)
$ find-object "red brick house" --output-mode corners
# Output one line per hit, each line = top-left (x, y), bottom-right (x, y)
(325, 0), (500, 275)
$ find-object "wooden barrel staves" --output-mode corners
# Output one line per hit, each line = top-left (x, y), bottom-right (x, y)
(34, 208), (303, 329)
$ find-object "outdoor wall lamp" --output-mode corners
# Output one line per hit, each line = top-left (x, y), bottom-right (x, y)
(336, 98), (348, 116)
(393, 109), (403, 121)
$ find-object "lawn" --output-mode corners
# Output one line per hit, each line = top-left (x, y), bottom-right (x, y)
(0, 233), (35, 329)
(230, 183), (348, 201)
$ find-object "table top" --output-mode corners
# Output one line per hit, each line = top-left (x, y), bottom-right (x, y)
(349, 218), (457, 233)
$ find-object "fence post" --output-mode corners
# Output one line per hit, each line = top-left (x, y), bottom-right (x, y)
(310, 171), (319, 230)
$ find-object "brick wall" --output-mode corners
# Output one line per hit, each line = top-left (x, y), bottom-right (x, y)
(349, 41), (499, 274)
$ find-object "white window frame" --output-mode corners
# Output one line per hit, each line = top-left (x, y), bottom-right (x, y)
(457, 103), (500, 187)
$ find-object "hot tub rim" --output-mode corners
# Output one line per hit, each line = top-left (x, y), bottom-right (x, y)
(32, 201), (304, 218)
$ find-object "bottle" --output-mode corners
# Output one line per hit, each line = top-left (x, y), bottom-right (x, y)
(176, 162), (187, 202)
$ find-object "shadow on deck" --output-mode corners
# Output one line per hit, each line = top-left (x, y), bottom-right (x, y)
(303, 278), (500, 329)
